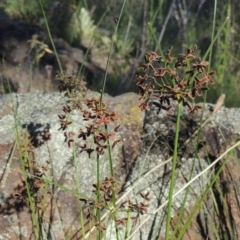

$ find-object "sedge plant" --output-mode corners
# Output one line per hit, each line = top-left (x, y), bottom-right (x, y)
(5, 1), (240, 239)
(134, 45), (215, 239)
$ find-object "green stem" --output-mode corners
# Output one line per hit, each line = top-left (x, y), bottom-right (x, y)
(96, 153), (102, 240)
(39, 0), (62, 72)
(165, 100), (182, 239)
(72, 144), (85, 238)
(99, 0), (126, 105)
(106, 127), (119, 240)
(177, 150), (233, 239)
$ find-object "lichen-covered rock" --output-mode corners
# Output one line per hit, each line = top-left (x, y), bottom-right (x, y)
(0, 91), (142, 239)
(106, 102), (240, 240)
(1, 91), (240, 239)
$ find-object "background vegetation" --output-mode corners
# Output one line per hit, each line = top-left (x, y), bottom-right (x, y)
(1, 0), (240, 107)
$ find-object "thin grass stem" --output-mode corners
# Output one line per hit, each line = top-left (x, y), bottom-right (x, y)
(125, 140), (240, 240)
(165, 100), (182, 239)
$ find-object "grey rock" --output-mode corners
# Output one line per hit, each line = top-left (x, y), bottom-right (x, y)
(0, 91), (142, 239)
(1, 91), (240, 240)
(106, 102), (240, 240)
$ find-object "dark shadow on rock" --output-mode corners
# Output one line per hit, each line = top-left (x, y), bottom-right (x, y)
(22, 122), (51, 148)
(0, 76), (19, 94)
(0, 183), (28, 215)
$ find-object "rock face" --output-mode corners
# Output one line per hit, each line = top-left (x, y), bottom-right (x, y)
(0, 90), (240, 240)
(0, 89), (240, 239)
(2, 7), (240, 240)
(0, 91), (143, 239)
(108, 102), (240, 240)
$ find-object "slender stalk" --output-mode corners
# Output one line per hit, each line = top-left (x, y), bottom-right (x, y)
(126, 140), (240, 240)
(72, 143), (86, 238)
(165, 100), (182, 239)
(171, 158), (196, 239)
(97, 1), (126, 239)
(124, 209), (131, 239)
(209, 0), (217, 69)
(106, 130), (119, 239)
(177, 152), (232, 239)
(99, 0), (126, 105)
(15, 129), (40, 238)
(96, 153), (102, 240)
(39, 0), (62, 72)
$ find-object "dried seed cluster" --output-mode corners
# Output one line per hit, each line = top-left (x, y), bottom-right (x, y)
(136, 45), (215, 114)
(57, 72), (121, 157)
(80, 176), (151, 231)
(57, 71), (152, 232)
